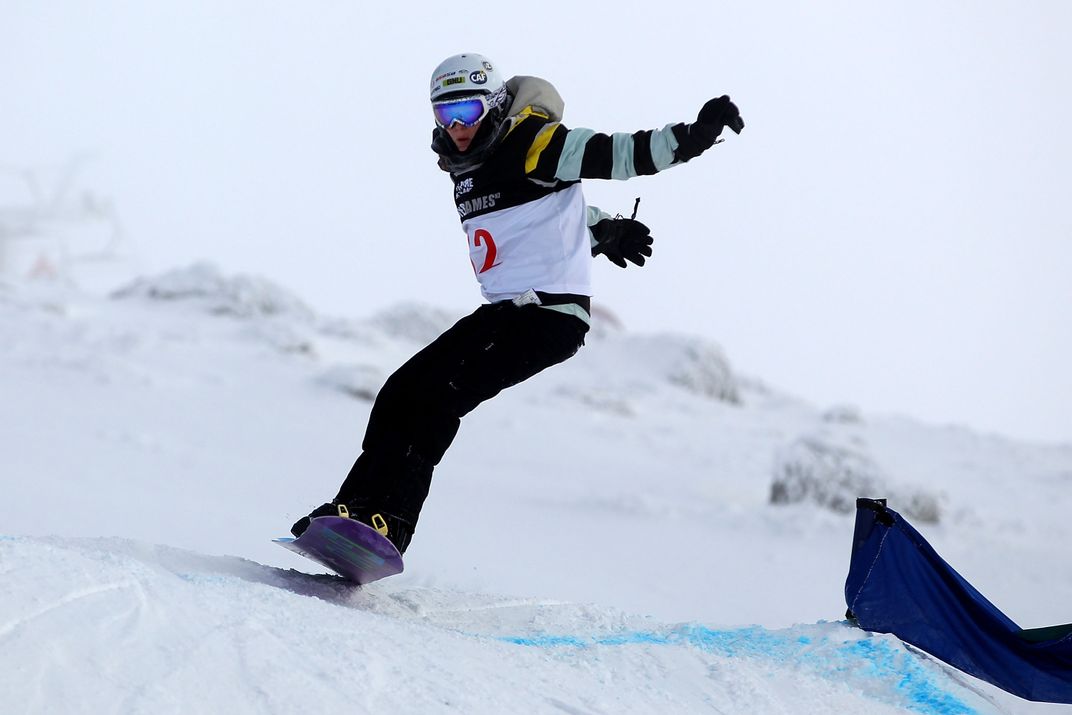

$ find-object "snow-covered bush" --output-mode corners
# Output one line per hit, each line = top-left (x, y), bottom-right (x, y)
(663, 336), (740, 404)
(608, 334), (739, 403)
(771, 433), (941, 523)
(549, 332), (741, 412)
(112, 262), (314, 320)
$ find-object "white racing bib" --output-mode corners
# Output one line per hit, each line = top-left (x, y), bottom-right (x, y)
(462, 183), (592, 303)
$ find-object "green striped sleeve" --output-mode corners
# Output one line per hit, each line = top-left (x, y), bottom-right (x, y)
(550, 123), (685, 182)
(649, 123), (681, 170)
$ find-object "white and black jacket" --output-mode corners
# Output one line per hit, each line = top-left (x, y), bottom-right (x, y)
(432, 76), (705, 319)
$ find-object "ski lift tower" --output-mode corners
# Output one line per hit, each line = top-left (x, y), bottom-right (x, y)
(0, 161), (131, 287)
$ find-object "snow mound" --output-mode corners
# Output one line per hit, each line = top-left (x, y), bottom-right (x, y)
(112, 262), (314, 320)
(655, 334), (741, 403)
(549, 333), (740, 416)
(0, 536), (997, 715)
(367, 302), (462, 344)
(771, 430), (943, 523)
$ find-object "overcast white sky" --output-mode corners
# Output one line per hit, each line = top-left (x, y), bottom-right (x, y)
(3, 1), (1070, 444)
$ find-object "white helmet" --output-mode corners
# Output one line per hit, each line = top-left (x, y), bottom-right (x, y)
(429, 53), (505, 102)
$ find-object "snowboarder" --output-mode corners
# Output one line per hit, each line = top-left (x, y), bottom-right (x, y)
(291, 53), (743, 554)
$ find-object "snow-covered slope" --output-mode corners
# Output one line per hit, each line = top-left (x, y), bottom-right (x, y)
(2, 266), (1070, 714)
(2, 536), (999, 715)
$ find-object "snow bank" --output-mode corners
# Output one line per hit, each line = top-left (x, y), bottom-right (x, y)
(0, 536), (998, 715)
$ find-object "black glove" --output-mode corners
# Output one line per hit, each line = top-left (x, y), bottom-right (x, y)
(698, 95), (744, 137)
(591, 218), (654, 268)
(674, 95), (744, 162)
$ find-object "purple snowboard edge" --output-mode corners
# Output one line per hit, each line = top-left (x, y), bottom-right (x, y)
(274, 516), (403, 585)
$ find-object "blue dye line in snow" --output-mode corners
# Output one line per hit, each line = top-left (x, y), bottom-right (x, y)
(499, 625), (978, 715)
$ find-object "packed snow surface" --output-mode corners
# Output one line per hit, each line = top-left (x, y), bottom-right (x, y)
(2, 265), (1070, 714)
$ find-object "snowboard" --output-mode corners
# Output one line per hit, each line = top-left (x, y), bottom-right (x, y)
(274, 516), (403, 585)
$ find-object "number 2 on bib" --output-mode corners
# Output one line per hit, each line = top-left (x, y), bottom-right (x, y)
(470, 228), (501, 274)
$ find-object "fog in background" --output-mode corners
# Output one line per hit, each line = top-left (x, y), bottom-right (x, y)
(3, 1), (1070, 444)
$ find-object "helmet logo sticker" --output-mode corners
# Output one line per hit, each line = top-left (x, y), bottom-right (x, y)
(429, 53), (501, 103)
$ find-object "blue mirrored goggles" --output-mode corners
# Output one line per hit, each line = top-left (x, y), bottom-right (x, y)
(432, 95), (490, 128)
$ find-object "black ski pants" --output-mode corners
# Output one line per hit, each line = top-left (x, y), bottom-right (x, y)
(335, 300), (588, 526)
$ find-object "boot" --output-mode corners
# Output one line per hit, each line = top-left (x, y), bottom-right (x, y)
(291, 501), (414, 555)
